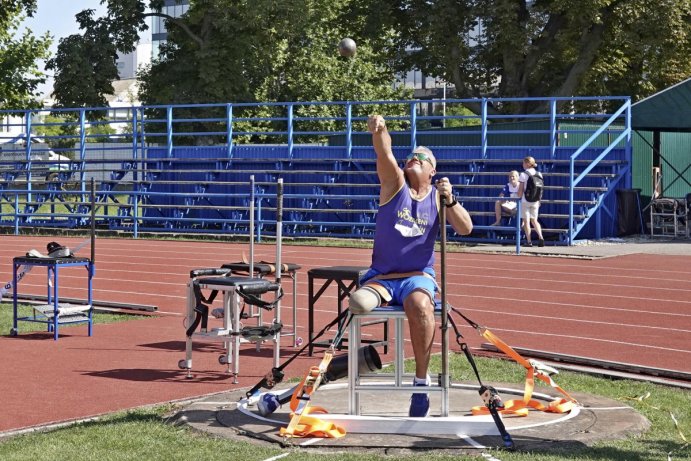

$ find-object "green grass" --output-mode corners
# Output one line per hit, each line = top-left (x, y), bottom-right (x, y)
(0, 351), (688, 460)
(1, 303), (148, 336)
(0, 194), (129, 218)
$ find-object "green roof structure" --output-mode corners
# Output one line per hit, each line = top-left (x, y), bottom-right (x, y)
(632, 77), (691, 132)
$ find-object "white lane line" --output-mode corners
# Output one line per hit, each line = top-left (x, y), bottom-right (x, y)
(459, 283), (691, 305)
(458, 433), (486, 448)
(459, 308), (691, 334)
(261, 453), (290, 461)
(487, 328), (691, 355)
(462, 272), (691, 294)
(299, 438), (324, 446)
(454, 293), (691, 318)
(457, 262), (691, 283)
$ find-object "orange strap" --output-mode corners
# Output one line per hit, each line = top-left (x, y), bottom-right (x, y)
(279, 406), (346, 438)
(477, 327), (578, 414)
(240, 252), (290, 274)
(471, 397), (574, 416)
(280, 351), (346, 439)
(480, 328), (531, 368)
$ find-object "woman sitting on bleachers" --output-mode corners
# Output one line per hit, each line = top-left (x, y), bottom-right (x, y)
(491, 170), (519, 226)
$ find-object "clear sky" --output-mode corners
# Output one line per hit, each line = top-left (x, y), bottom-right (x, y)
(17, 1), (108, 97)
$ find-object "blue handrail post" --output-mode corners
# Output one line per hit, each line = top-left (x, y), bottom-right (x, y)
(139, 106), (147, 158)
(287, 104), (294, 159)
(550, 98), (557, 159)
(345, 103), (352, 159)
(79, 109), (87, 202)
(257, 198), (263, 243)
(226, 103), (233, 158)
(481, 98), (488, 159)
(569, 158), (575, 245)
(79, 109), (87, 160)
(515, 200), (522, 254)
(563, 98), (630, 243)
(249, 175), (255, 244)
(132, 108), (139, 238)
(14, 194), (19, 235)
(166, 106), (173, 158)
(409, 101), (417, 150)
(624, 98), (632, 189)
(24, 112), (33, 207)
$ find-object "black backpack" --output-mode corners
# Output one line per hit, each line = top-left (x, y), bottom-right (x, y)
(524, 169), (544, 203)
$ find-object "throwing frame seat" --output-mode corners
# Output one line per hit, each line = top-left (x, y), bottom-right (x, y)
(222, 261), (301, 345)
(347, 303), (448, 416)
(180, 273), (281, 382)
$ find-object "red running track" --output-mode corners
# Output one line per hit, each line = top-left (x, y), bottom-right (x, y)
(0, 235), (689, 434)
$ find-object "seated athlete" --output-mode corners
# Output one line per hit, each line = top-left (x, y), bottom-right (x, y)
(348, 114), (473, 417)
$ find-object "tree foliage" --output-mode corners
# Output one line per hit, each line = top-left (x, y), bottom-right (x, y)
(48, 0), (691, 116)
(0, 0), (52, 109)
(0, 0), (36, 25)
(351, 0), (691, 113)
(46, 5), (143, 110)
(49, 0), (409, 112)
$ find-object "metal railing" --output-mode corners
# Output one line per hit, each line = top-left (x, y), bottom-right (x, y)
(0, 96), (632, 246)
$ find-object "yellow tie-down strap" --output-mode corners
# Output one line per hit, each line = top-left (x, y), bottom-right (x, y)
(280, 351), (346, 439)
(471, 328), (578, 417)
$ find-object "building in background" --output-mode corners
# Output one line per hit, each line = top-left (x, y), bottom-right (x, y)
(152, 0), (190, 59)
(116, 37), (152, 80)
(107, 18), (153, 125)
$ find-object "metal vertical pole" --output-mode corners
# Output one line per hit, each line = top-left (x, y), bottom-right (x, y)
(481, 99), (488, 159)
(249, 175), (255, 277)
(410, 101), (417, 151)
(346, 103), (352, 159)
(287, 105), (294, 159)
(166, 106), (173, 158)
(440, 195), (449, 416)
(226, 103), (233, 158)
(90, 178), (96, 265)
(89, 178), (96, 336)
(273, 178), (283, 368)
(25, 114), (33, 206)
(550, 99), (557, 159)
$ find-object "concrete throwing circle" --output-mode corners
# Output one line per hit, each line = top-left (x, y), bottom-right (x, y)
(176, 381), (649, 454)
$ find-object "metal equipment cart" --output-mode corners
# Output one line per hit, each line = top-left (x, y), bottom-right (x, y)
(11, 256), (94, 341)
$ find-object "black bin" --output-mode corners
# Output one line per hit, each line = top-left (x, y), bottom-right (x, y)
(616, 189), (643, 236)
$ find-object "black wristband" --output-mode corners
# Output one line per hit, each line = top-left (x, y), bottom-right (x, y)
(445, 196), (458, 208)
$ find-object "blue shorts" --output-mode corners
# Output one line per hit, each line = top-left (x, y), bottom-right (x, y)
(360, 268), (438, 306)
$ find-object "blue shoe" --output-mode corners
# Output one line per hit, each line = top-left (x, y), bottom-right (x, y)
(409, 382), (430, 417)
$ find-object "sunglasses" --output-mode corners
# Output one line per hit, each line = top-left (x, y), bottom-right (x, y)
(406, 151), (435, 167)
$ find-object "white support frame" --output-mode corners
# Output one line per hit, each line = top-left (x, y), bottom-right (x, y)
(348, 306), (448, 416)
(181, 277), (281, 383)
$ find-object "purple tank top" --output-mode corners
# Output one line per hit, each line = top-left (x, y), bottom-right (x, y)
(371, 183), (440, 274)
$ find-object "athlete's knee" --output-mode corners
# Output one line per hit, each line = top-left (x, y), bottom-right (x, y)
(348, 286), (381, 314)
(404, 290), (435, 314)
